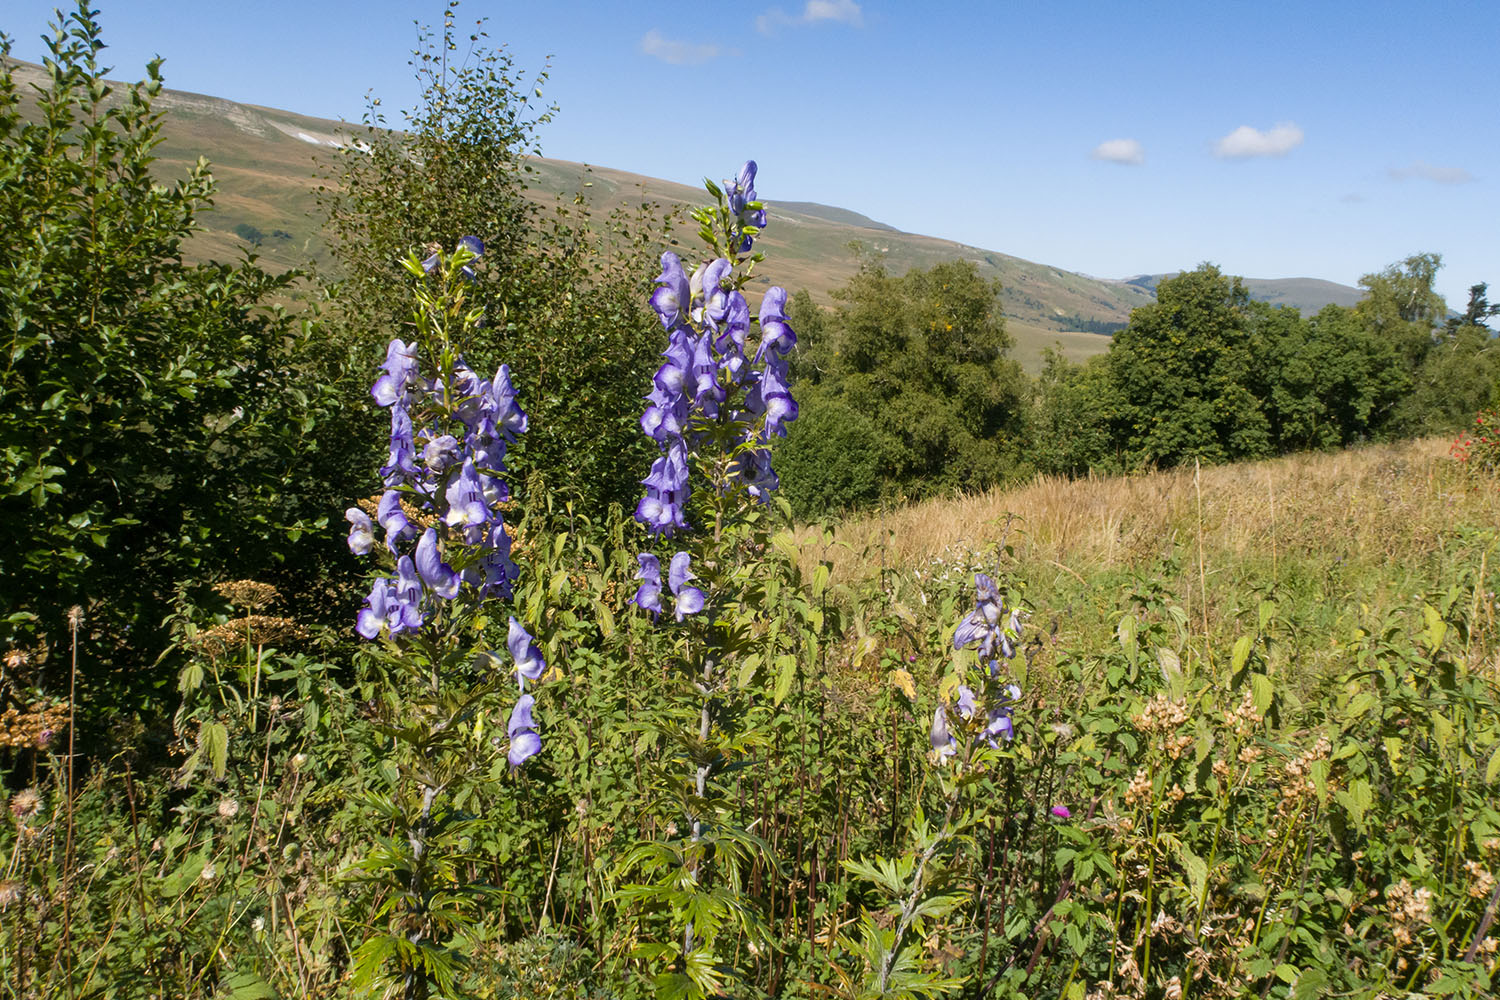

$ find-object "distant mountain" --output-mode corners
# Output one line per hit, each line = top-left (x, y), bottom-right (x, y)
(5, 57), (1362, 369)
(1122, 273), (1365, 315)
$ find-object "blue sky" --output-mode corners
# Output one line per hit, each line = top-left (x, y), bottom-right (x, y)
(6, 0), (1497, 307)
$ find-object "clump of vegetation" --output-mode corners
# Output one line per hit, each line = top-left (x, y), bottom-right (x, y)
(3, 4), (1499, 1000)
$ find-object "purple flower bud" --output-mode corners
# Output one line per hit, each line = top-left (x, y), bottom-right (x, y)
(1051, 805), (1071, 819)
(956, 685), (977, 720)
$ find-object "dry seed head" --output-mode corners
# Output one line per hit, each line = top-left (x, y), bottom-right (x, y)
(214, 580), (279, 611)
(196, 616), (309, 656)
(66, 605), (83, 628)
(0, 880), (20, 909)
(10, 788), (41, 820)
(0, 702), (70, 749)
(1464, 860), (1496, 900)
(3, 649), (28, 670)
(1125, 767), (1153, 807)
(217, 798), (240, 820)
(1132, 693), (1189, 733)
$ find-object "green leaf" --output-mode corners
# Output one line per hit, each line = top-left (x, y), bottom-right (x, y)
(772, 653), (797, 705)
(1250, 673), (1273, 715)
(1486, 743), (1500, 784)
(1231, 634), (1253, 673)
(222, 970), (276, 999)
(204, 721), (228, 780)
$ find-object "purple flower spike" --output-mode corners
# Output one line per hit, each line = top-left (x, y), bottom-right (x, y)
(345, 508), (375, 556)
(508, 617), (546, 685)
(507, 693), (541, 768)
(632, 553), (663, 615)
(415, 528), (460, 600)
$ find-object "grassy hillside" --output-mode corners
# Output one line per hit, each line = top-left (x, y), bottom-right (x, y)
(5, 57), (1365, 370)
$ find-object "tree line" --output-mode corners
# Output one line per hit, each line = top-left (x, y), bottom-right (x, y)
(776, 253), (1498, 517)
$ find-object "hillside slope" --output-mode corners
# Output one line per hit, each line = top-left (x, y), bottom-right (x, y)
(6, 58), (1364, 369)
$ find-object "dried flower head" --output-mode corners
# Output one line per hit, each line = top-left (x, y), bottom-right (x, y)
(10, 788), (41, 820)
(196, 616), (309, 657)
(0, 880), (20, 909)
(214, 580), (280, 611)
(217, 798), (240, 820)
(0, 702), (70, 749)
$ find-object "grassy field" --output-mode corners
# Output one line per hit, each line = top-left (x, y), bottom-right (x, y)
(804, 436), (1500, 693)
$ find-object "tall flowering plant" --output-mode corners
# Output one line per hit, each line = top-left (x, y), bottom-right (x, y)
(833, 572), (1027, 1000)
(342, 239), (548, 998)
(616, 162), (796, 999)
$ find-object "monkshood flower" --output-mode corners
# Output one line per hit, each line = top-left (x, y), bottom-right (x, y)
(349, 236), (533, 638)
(632, 553), (664, 616)
(724, 160), (766, 252)
(507, 693), (541, 768)
(346, 508), (375, 556)
(508, 617), (546, 688)
(952, 572), (1023, 671)
(930, 705), (957, 760)
(668, 552), (705, 621)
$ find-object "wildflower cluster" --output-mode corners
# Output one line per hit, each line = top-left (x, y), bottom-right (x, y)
(344, 237), (544, 764)
(635, 160), (797, 538)
(930, 572), (1024, 761)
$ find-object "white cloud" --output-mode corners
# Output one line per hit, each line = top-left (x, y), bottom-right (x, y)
(757, 0), (863, 34)
(1091, 138), (1144, 165)
(1388, 161), (1475, 184)
(639, 29), (719, 65)
(1213, 122), (1304, 159)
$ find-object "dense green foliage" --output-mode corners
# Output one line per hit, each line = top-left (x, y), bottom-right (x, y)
(0, 11), (362, 710)
(318, 2), (669, 523)
(779, 259), (1030, 516)
(1024, 258), (1497, 481)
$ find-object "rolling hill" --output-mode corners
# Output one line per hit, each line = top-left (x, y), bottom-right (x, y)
(5, 57), (1366, 370)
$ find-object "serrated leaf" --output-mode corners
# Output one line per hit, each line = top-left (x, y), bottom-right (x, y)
(204, 722), (228, 780)
(1250, 673), (1273, 715)
(772, 653), (797, 705)
(1231, 635), (1253, 673)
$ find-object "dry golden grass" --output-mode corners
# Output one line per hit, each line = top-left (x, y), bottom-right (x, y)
(806, 437), (1497, 587)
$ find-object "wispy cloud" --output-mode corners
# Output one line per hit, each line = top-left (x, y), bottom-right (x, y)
(757, 0), (864, 34)
(639, 29), (719, 65)
(1339, 192), (1367, 204)
(1213, 122), (1304, 159)
(1091, 138), (1144, 165)
(1388, 161), (1475, 184)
